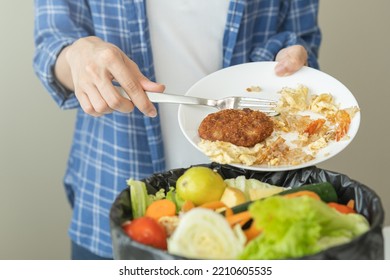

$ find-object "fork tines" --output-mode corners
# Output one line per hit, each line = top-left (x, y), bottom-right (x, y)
(238, 97), (278, 115)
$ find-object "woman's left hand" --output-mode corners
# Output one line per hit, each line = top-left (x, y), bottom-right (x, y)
(274, 45), (308, 76)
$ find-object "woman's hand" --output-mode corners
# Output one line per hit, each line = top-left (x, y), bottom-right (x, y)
(274, 45), (308, 76)
(55, 36), (164, 117)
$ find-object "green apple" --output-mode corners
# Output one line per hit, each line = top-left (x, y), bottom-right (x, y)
(176, 167), (226, 206)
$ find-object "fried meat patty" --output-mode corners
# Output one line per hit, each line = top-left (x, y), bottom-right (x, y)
(198, 108), (274, 147)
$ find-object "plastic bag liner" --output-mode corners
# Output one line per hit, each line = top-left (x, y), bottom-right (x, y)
(110, 163), (385, 260)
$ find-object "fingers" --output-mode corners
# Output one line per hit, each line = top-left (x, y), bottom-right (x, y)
(75, 91), (106, 117)
(111, 57), (163, 118)
(66, 37), (163, 118)
(74, 73), (135, 116)
(275, 60), (300, 76)
(97, 80), (135, 114)
(274, 45), (308, 76)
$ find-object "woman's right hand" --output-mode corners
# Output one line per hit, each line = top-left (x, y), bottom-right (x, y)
(55, 36), (164, 117)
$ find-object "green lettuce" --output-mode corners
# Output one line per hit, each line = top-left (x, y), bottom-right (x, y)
(127, 179), (179, 217)
(148, 188), (166, 203)
(167, 189), (185, 214)
(239, 195), (369, 260)
(127, 179), (149, 219)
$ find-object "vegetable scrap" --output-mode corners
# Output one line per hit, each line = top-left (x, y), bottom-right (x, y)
(122, 167), (369, 259)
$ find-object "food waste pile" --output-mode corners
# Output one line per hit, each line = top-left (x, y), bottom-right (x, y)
(121, 166), (369, 260)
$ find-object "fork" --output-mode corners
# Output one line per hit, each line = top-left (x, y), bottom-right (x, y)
(118, 88), (279, 116)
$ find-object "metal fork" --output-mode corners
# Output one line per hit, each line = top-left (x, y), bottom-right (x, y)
(118, 88), (278, 116)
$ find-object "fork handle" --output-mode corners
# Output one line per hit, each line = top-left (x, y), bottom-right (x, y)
(145, 91), (213, 106)
(118, 87), (216, 107)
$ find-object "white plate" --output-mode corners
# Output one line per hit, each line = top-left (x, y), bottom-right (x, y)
(178, 61), (360, 171)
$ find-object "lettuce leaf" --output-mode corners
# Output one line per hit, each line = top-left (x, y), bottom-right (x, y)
(127, 178), (185, 218)
(166, 187), (185, 214)
(127, 179), (149, 219)
(148, 188), (166, 204)
(239, 195), (369, 260)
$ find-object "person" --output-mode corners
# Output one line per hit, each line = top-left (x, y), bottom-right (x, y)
(33, 0), (321, 259)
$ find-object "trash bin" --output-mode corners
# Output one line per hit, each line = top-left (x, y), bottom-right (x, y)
(110, 163), (385, 260)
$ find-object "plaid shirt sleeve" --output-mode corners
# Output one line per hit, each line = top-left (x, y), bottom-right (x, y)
(250, 0), (321, 69)
(225, 0), (321, 69)
(33, 0), (94, 109)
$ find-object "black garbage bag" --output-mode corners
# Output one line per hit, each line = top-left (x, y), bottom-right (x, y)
(110, 163), (385, 260)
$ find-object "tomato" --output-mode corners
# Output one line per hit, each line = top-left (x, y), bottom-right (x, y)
(122, 217), (167, 250)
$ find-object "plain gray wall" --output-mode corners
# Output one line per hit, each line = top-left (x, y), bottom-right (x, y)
(0, 1), (389, 259)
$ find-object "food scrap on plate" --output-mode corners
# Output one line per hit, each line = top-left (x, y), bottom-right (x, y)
(197, 84), (359, 167)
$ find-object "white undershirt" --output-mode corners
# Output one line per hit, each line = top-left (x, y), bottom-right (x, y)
(146, 0), (230, 170)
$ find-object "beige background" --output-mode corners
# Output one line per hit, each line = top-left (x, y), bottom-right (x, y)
(0, 1), (389, 259)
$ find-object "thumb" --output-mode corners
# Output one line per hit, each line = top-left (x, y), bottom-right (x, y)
(274, 60), (296, 76)
(138, 74), (166, 93)
(123, 54), (166, 92)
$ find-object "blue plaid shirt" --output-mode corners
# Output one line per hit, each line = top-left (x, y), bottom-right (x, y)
(33, 0), (321, 258)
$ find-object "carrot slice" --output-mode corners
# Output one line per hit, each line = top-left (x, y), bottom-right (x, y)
(346, 199), (355, 210)
(224, 207), (234, 218)
(244, 222), (262, 243)
(226, 211), (252, 227)
(181, 200), (195, 213)
(327, 202), (356, 214)
(283, 190), (321, 200)
(145, 199), (176, 221)
(198, 200), (234, 217)
(199, 201), (227, 210)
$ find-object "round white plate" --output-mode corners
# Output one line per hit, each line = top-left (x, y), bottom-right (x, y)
(178, 62), (360, 171)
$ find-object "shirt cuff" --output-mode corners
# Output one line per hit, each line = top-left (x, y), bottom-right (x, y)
(33, 38), (79, 110)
